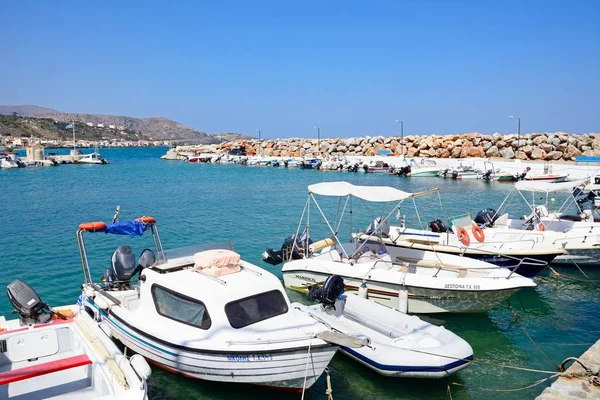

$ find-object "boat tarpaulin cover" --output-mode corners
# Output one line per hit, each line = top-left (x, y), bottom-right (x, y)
(103, 221), (146, 236)
(514, 179), (588, 193)
(308, 181), (439, 202)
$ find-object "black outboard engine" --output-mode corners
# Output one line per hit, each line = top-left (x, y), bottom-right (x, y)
(428, 219), (447, 232)
(7, 280), (64, 325)
(137, 249), (156, 273)
(440, 168), (449, 177)
(104, 245), (137, 289)
(482, 169), (493, 181)
(307, 275), (345, 307)
(363, 164), (369, 173)
(518, 167), (531, 181)
(474, 208), (498, 227)
(262, 233), (313, 266)
(451, 170), (459, 179)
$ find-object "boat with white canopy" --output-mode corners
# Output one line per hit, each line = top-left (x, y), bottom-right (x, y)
(0, 279), (149, 400)
(275, 182), (536, 314)
(483, 179), (600, 265)
(75, 214), (341, 391)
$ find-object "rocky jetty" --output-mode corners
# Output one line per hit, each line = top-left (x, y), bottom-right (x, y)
(216, 132), (600, 161)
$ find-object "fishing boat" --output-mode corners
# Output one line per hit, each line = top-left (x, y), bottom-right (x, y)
(0, 152), (24, 169)
(438, 161), (483, 179)
(299, 158), (322, 169)
(272, 182), (536, 314)
(0, 279), (150, 400)
(75, 215), (341, 390)
(487, 179), (600, 265)
(364, 160), (391, 173)
(78, 150), (108, 165)
(524, 163), (568, 182)
(294, 275), (474, 378)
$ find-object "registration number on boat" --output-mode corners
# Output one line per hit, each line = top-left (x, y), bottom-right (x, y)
(227, 354), (273, 362)
(444, 284), (481, 290)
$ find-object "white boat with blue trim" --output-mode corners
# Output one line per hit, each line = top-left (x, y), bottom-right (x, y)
(274, 182), (536, 314)
(75, 215), (340, 391)
(294, 276), (473, 378)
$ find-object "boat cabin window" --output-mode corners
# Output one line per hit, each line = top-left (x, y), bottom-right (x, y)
(151, 285), (211, 329)
(225, 290), (289, 329)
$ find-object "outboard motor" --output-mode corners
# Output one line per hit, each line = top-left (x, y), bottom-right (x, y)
(451, 170), (459, 179)
(307, 275), (345, 308)
(137, 249), (156, 273)
(365, 217), (390, 237)
(428, 219), (447, 232)
(482, 169), (493, 181)
(262, 233), (313, 266)
(518, 167), (531, 181)
(363, 164), (369, 173)
(104, 245), (137, 289)
(440, 168), (449, 177)
(7, 280), (65, 325)
(474, 208), (498, 227)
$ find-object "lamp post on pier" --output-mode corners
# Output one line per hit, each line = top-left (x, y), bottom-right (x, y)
(508, 116), (521, 155)
(256, 129), (261, 156)
(394, 119), (404, 155)
(313, 126), (320, 157)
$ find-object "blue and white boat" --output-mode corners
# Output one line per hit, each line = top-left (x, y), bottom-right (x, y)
(294, 276), (473, 378)
(75, 215), (340, 391)
(299, 158), (322, 169)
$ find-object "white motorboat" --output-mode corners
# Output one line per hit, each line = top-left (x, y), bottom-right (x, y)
(0, 152), (23, 169)
(487, 179), (600, 265)
(0, 280), (149, 400)
(77, 151), (108, 164)
(75, 215), (341, 391)
(294, 276), (474, 378)
(438, 161), (483, 179)
(271, 182), (536, 314)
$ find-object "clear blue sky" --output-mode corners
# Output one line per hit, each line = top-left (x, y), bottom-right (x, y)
(2, 1), (598, 138)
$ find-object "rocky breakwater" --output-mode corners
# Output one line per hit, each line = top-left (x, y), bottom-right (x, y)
(218, 132), (600, 161)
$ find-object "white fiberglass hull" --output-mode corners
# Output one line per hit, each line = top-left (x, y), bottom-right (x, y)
(408, 168), (439, 177)
(88, 300), (336, 390)
(284, 270), (523, 313)
(0, 308), (148, 400)
(294, 295), (473, 378)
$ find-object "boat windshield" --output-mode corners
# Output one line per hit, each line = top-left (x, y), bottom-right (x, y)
(225, 290), (289, 329)
(157, 242), (235, 266)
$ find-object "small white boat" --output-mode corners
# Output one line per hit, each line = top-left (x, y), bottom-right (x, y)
(273, 182), (536, 314)
(0, 153), (22, 169)
(76, 215), (341, 391)
(78, 151), (108, 164)
(294, 276), (474, 378)
(0, 280), (150, 400)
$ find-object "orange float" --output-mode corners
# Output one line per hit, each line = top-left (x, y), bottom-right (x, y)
(456, 227), (471, 246)
(472, 225), (485, 243)
(538, 223), (546, 231)
(78, 222), (107, 232)
(136, 216), (157, 224)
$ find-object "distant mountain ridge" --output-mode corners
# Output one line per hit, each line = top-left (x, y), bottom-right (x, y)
(0, 105), (232, 141)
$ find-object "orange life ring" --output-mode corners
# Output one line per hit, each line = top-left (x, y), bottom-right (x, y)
(79, 221), (106, 232)
(472, 225), (485, 243)
(538, 223), (545, 231)
(456, 227), (470, 246)
(136, 216), (157, 224)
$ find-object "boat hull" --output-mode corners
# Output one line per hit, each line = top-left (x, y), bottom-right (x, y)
(91, 302), (336, 389)
(283, 270), (522, 314)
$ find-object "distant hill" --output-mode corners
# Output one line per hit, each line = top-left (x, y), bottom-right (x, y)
(0, 105), (251, 142)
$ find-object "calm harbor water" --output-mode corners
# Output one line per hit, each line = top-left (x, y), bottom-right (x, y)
(1, 147), (598, 400)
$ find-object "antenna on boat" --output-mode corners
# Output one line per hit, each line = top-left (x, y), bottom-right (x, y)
(112, 206), (120, 223)
(72, 120), (76, 150)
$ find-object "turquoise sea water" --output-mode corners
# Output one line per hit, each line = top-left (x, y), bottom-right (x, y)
(1, 147), (598, 400)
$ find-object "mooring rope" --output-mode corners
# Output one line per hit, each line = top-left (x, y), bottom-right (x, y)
(549, 266), (600, 285)
(300, 339), (312, 400)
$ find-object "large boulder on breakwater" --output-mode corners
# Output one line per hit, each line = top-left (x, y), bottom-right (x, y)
(209, 132), (599, 162)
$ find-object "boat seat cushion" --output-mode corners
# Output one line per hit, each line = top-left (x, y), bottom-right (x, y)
(194, 249), (241, 277)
